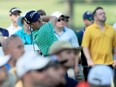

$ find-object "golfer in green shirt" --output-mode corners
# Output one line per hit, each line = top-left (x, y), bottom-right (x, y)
(24, 10), (58, 55)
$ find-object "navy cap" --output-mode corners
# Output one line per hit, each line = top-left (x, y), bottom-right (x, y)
(24, 10), (40, 24)
(83, 11), (93, 21)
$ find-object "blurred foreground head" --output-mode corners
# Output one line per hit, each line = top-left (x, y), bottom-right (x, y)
(16, 51), (66, 87)
(49, 41), (81, 69)
(2, 35), (24, 67)
(88, 65), (113, 87)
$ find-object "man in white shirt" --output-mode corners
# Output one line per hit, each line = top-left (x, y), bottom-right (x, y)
(52, 11), (80, 80)
(52, 11), (79, 47)
(7, 7), (22, 36)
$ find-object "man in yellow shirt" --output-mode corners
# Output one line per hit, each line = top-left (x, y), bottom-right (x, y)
(82, 7), (116, 68)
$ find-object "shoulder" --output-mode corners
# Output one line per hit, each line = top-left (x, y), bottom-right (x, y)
(106, 23), (116, 33)
(0, 27), (9, 36)
(38, 22), (54, 33)
(106, 23), (115, 29)
(86, 24), (95, 30)
(42, 22), (53, 27)
(78, 28), (84, 34)
(7, 24), (13, 30)
(0, 27), (8, 32)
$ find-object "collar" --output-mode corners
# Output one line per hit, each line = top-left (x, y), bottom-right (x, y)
(54, 27), (66, 36)
(9, 24), (21, 30)
(93, 22), (109, 29)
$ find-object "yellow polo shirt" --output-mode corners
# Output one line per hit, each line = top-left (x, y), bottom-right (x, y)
(82, 23), (116, 65)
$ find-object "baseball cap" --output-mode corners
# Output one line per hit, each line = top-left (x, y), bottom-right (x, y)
(88, 65), (113, 86)
(24, 10), (40, 24)
(9, 7), (22, 15)
(49, 41), (81, 55)
(51, 11), (64, 19)
(83, 11), (93, 21)
(16, 51), (60, 78)
(0, 55), (11, 67)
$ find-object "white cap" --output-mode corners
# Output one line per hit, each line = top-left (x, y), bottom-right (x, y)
(51, 11), (64, 18)
(0, 55), (11, 67)
(88, 65), (113, 86)
(16, 51), (51, 78)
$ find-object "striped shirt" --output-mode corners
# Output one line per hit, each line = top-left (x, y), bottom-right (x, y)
(32, 22), (57, 55)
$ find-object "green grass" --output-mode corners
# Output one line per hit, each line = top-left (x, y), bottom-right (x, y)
(0, 0), (116, 30)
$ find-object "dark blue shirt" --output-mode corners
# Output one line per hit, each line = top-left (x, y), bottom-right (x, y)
(0, 27), (9, 46)
(65, 73), (78, 87)
(0, 27), (9, 37)
(75, 28), (87, 66)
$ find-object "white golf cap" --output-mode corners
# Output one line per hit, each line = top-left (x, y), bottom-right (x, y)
(51, 11), (64, 18)
(0, 55), (11, 67)
(16, 51), (51, 78)
(88, 65), (113, 86)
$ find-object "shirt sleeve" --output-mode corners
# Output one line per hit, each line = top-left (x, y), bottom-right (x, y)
(82, 28), (91, 48)
(46, 22), (54, 31)
(2, 29), (9, 37)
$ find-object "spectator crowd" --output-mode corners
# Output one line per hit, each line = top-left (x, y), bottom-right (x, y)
(0, 6), (116, 87)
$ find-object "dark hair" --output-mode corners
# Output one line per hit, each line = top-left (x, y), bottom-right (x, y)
(37, 9), (46, 16)
(9, 7), (21, 16)
(93, 7), (104, 17)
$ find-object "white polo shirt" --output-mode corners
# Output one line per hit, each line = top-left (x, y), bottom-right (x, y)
(7, 24), (21, 36)
(54, 27), (79, 47)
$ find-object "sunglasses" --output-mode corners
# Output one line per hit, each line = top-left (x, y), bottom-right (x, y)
(88, 17), (93, 21)
(57, 18), (64, 22)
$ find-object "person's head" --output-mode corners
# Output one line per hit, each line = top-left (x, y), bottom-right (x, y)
(88, 65), (113, 87)
(63, 15), (70, 27)
(2, 35), (25, 62)
(52, 11), (65, 29)
(9, 7), (22, 23)
(93, 7), (106, 23)
(16, 52), (66, 87)
(24, 10), (42, 30)
(83, 11), (94, 27)
(49, 41), (81, 69)
(37, 9), (46, 16)
(0, 55), (11, 85)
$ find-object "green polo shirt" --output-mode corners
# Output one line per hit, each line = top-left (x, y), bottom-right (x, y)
(32, 22), (57, 55)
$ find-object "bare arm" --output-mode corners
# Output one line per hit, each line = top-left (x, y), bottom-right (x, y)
(74, 54), (80, 76)
(41, 16), (51, 22)
(83, 47), (94, 66)
(41, 16), (57, 26)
